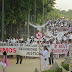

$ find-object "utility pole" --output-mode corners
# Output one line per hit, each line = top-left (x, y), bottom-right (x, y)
(2, 0), (4, 41)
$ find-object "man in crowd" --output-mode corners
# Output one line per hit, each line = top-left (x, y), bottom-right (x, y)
(16, 40), (23, 64)
(48, 41), (54, 65)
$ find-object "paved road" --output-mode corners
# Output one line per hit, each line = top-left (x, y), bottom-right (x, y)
(0, 58), (65, 72)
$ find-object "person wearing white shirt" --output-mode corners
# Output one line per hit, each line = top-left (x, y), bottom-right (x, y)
(7, 39), (10, 43)
(65, 43), (70, 58)
(49, 41), (54, 65)
(40, 46), (48, 71)
(69, 26), (72, 32)
(26, 41), (30, 46)
(7, 36), (11, 43)
(31, 41), (37, 46)
(11, 37), (14, 43)
(15, 38), (19, 43)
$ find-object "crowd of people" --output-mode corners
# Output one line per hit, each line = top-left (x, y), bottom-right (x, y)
(0, 18), (72, 72)
(0, 18), (72, 47)
(25, 18), (72, 46)
(0, 36), (23, 44)
(0, 18), (71, 59)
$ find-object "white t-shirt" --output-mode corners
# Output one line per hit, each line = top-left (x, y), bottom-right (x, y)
(67, 44), (70, 50)
(49, 44), (54, 53)
(43, 50), (48, 58)
(11, 39), (16, 43)
(68, 43), (71, 50)
(15, 39), (19, 43)
(69, 27), (72, 32)
(26, 41), (30, 45)
(31, 42), (38, 46)
(41, 49), (44, 60)
(7, 39), (10, 43)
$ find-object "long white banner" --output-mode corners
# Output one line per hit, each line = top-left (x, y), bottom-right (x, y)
(0, 43), (69, 57)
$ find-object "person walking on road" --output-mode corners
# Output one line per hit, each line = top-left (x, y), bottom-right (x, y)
(49, 41), (54, 65)
(40, 46), (48, 71)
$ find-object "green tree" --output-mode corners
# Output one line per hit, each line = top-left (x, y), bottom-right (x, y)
(0, 0), (56, 39)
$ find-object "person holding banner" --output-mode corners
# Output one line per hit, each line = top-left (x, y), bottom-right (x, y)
(16, 40), (23, 64)
(16, 55), (23, 64)
(0, 51), (9, 72)
(40, 46), (48, 71)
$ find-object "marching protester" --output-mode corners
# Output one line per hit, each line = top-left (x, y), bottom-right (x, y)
(16, 40), (23, 64)
(0, 51), (9, 72)
(6, 37), (11, 43)
(40, 46), (48, 71)
(64, 42), (69, 58)
(48, 41), (54, 65)
(16, 55), (23, 64)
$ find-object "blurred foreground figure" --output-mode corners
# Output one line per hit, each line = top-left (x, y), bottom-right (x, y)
(0, 51), (9, 72)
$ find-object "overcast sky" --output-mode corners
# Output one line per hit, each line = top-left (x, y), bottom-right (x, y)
(55, 0), (72, 11)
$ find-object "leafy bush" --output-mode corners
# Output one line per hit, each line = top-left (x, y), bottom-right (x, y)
(61, 64), (69, 71)
(42, 68), (62, 72)
(55, 68), (62, 72)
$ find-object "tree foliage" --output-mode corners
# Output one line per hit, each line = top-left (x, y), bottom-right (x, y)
(0, 0), (56, 39)
(56, 9), (72, 20)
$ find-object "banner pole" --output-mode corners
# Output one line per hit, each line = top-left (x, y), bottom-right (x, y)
(39, 39), (41, 71)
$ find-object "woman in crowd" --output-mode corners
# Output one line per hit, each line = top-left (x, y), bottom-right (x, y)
(40, 46), (48, 71)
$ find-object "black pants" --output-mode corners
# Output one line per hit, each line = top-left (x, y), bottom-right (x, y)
(49, 52), (53, 64)
(16, 55), (23, 64)
(49, 57), (53, 64)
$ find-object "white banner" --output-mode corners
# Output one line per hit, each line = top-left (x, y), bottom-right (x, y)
(53, 44), (68, 54)
(41, 44), (68, 54)
(0, 46), (39, 57)
(0, 43), (69, 57)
